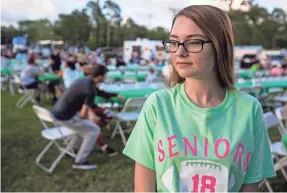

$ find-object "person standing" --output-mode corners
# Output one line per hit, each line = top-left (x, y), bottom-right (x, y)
(123, 5), (275, 192)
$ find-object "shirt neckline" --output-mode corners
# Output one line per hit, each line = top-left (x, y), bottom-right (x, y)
(178, 82), (234, 116)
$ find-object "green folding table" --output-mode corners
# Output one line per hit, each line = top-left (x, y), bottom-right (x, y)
(94, 87), (159, 104)
(107, 73), (148, 81)
(263, 81), (287, 89)
(1, 68), (12, 76)
(235, 80), (287, 90)
(38, 74), (60, 81)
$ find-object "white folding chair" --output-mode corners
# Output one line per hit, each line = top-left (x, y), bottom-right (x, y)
(33, 105), (76, 173)
(111, 97), (147, 144)
(1, 73), (17, 95)
(264, 112), (287, 157)
(274, 96), (287, 103)
(0, 75), (9, 91)
(268, 88), (285, 95)
(259, 156), (287, 192)
(13, 74), (36, 109)
(274, 107), (287, 133)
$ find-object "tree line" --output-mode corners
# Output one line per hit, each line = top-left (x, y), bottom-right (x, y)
(1, 0), (287, 49)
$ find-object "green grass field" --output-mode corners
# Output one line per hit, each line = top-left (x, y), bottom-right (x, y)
(1, 91), (134, 192)
(1, 90), (285, 191)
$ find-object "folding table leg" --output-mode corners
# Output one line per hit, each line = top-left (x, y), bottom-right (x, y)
(9, 81), (15, 95)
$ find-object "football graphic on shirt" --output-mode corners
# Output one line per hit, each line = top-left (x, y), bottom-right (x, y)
(162, 160), (235, 192)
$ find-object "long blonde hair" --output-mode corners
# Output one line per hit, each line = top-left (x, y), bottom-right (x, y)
(168, 5), (235, 90)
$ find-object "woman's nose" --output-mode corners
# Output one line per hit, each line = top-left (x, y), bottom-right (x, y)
(176, 45), (188, 57)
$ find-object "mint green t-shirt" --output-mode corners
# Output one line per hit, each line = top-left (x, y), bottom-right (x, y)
(123, 83), (275, 192)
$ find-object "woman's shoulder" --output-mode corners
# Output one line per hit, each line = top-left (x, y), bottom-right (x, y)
(145, 85), (179, 107)
(232, 89), (262, 109)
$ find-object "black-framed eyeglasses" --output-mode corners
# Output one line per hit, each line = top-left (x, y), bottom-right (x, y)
(162, 39), (212, 53)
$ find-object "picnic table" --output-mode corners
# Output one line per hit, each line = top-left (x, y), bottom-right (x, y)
(235, 80), (287, 89)
(94, 87), (159, 104)
(38, 74), (60, 81)
(94, 82), (165, 104)
(107, 65), (163, 72)
(237, 70), (269, 79)
(1, 68), (12, 76)
(107, 73), (147, 81)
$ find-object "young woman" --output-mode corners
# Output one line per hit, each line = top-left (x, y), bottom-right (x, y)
(123, 5), (275, 192)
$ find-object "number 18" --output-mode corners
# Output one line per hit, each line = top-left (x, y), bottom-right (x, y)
(191, 174), (217, 192)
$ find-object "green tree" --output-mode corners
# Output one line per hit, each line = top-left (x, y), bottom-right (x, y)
(150, 27), (168, 40)
(87, 0), (105, 48)
(102, 0), (122, 46)
(220, 0), (254, 11)
(1, 25), (21, 45)
(54, 9), (92, 46)
(17, 19), (54, 44)
(228, 4), (287, 48)
(272, 8), (287, 24)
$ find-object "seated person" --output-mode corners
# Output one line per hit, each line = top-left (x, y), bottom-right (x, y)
(145, 68), (157, 83)
(52, 65), (124, 170)
(20, 54), (44, 102)
(116, 56), (126, 67)
(162, 63), (172, 83)
(79, 63), (92, 77)
(15, 49), (28, 61)
(269, 62), (285, 76)
(63, 60), (81, 89)
(77, 56), (88, 68)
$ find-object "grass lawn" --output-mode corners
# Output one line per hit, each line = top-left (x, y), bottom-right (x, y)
(1, 91), (134, 192)
(1, 90), (285, 191)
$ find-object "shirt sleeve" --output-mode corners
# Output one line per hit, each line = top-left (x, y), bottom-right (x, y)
(243, 103), (276, 184)
(122, 93), (157, 170)
(97, 88), (118, 99)
(32, 66), (40, 76)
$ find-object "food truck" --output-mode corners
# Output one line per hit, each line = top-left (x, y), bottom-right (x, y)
(123, 38), (168, 63)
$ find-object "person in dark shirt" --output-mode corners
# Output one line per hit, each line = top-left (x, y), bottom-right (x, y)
(52, 65), (124, 169)
(49, 49), (62, 73)
(116, 56), (126, 67)
(48, 50), (62, 103)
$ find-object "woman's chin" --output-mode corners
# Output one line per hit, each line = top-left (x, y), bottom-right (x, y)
(178, 71), (197, 78)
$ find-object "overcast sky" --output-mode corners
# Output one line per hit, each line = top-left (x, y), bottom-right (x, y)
(1, 0), (287, 29)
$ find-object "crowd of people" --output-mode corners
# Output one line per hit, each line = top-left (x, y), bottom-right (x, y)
(2, 4), (287, 191)
(1, 46), (164, 169)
